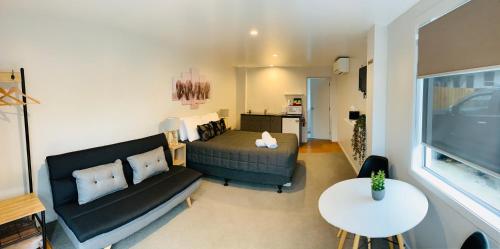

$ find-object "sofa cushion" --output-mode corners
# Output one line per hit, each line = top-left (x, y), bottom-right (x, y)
(127, 147), (169, 184)
(72, 159), (128, 205)
(56, 166), (202, 243)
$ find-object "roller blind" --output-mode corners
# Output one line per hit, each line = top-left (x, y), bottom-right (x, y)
(417, 0), (500, 77)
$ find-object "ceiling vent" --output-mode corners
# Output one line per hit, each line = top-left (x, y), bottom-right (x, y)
(333, 57), (350, 75)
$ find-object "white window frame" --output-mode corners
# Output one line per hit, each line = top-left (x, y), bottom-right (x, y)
(411, 70), (500, 236)
(400, 0), (500, 242)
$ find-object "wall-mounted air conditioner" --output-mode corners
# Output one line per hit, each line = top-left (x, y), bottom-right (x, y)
(333, 57), (349, 75)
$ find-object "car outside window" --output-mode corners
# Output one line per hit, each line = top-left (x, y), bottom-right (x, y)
(421, 69), (500, 213)
(458, 94), (493, 115)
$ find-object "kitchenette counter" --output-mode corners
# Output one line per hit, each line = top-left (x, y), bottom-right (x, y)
(241, 112), (304, 118)
(240, 113), (304, 144)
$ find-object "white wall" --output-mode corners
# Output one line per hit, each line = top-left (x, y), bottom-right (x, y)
(366, 26), (388, 156)
(235, 68), (247, 129)
(333, 56), (367, 171)
(386, 0), (500, 248)
(0, 13), (237, 221)
(334, 26), (388, 171)
(243, 67), (331, 114)
(237, 66), (333, 140)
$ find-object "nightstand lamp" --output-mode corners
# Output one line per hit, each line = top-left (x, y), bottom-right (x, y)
(218, 108), (229, 120)
(164, 117), (180, 147)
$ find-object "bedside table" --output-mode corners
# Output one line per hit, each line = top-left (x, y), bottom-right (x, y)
(169, 143), (186, 166)
(0, 193), (51, 249)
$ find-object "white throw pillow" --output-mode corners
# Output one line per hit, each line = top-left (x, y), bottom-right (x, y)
(180, 113), (218, 142)
(178, 117), (189, 141)
(72, 159), (128, 205)
(179, 115), (199, 141)
(184, 116), (202, 142)
(127, 146), (169, 184)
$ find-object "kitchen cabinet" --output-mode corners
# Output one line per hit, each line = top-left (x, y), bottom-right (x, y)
(240, 114), (282, 133)
(240, 114), (302, 144)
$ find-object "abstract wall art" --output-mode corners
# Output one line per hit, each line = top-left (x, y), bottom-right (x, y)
(172, 68), (211, 109)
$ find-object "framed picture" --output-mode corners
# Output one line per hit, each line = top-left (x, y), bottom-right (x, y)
(172, 68), (211, 109)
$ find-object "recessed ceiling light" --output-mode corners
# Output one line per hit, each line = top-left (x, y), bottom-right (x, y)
(249, 29), (259, 36)
(272, 54), (278, 57)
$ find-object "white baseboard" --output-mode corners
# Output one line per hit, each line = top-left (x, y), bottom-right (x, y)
(337, 142), (359, 174)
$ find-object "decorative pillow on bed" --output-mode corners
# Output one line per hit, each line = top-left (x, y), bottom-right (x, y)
(72, 159), (128, 205)
(127, 146), (169, 184)
(219, 118), (227, 131)
(180, 113), (219, 142)
(197, 123), (216, 141)
(211, 118), (227, 135)
(210, 121), (222, 135)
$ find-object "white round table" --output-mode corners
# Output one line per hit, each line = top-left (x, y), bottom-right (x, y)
(319, 178), (428, 249)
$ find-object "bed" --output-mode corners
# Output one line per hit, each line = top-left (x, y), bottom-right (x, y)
(186, 130), (298, 192)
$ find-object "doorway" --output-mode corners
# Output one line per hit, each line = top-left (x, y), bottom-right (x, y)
(307, 77), (331, 140)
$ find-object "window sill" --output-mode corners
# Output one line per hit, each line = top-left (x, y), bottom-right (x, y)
(411, 166), (499, 239)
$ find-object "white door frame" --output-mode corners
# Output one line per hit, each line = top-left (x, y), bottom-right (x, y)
(306, 77), (333, 140)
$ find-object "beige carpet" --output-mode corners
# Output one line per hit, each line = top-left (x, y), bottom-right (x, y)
(49, 152), (377, 249)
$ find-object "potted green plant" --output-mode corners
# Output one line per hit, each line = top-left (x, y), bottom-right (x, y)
(371, 170), (385, 201)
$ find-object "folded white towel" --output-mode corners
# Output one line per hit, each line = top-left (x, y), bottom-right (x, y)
(265, 137), (278, 149)
(255, 139), (266, 147)
(262, 131), (273, 140)
(261, 131), (278, 149)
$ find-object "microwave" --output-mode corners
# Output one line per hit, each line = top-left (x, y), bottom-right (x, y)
(286, 106), (302, 115)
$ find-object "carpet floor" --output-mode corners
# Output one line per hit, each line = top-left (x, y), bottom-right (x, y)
(48, 151), (394, 249)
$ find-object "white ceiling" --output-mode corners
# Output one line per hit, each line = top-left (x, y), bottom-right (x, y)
(2, 0), (419, 67)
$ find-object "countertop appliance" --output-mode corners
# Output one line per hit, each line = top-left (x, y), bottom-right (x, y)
(286, 106), (302, 115)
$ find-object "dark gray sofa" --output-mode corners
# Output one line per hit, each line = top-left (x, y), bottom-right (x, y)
(46, 134), (202, 249)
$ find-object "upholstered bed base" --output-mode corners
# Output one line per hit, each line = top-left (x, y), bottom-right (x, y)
(188, 162), (293, 186)
(58, 179), (201, 249)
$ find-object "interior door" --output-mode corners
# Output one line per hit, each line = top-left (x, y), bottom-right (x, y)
(308, 78), (331, 139)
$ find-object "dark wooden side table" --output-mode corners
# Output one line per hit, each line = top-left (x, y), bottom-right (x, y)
(0, 193), (51, 249)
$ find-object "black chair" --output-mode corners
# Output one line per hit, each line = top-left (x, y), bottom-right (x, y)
(335, 155), (391, 247)
(461, 232), (489, 249)
(357, 155), (389, 178)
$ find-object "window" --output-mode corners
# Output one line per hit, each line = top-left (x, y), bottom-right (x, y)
(421, 69), (500, 213)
